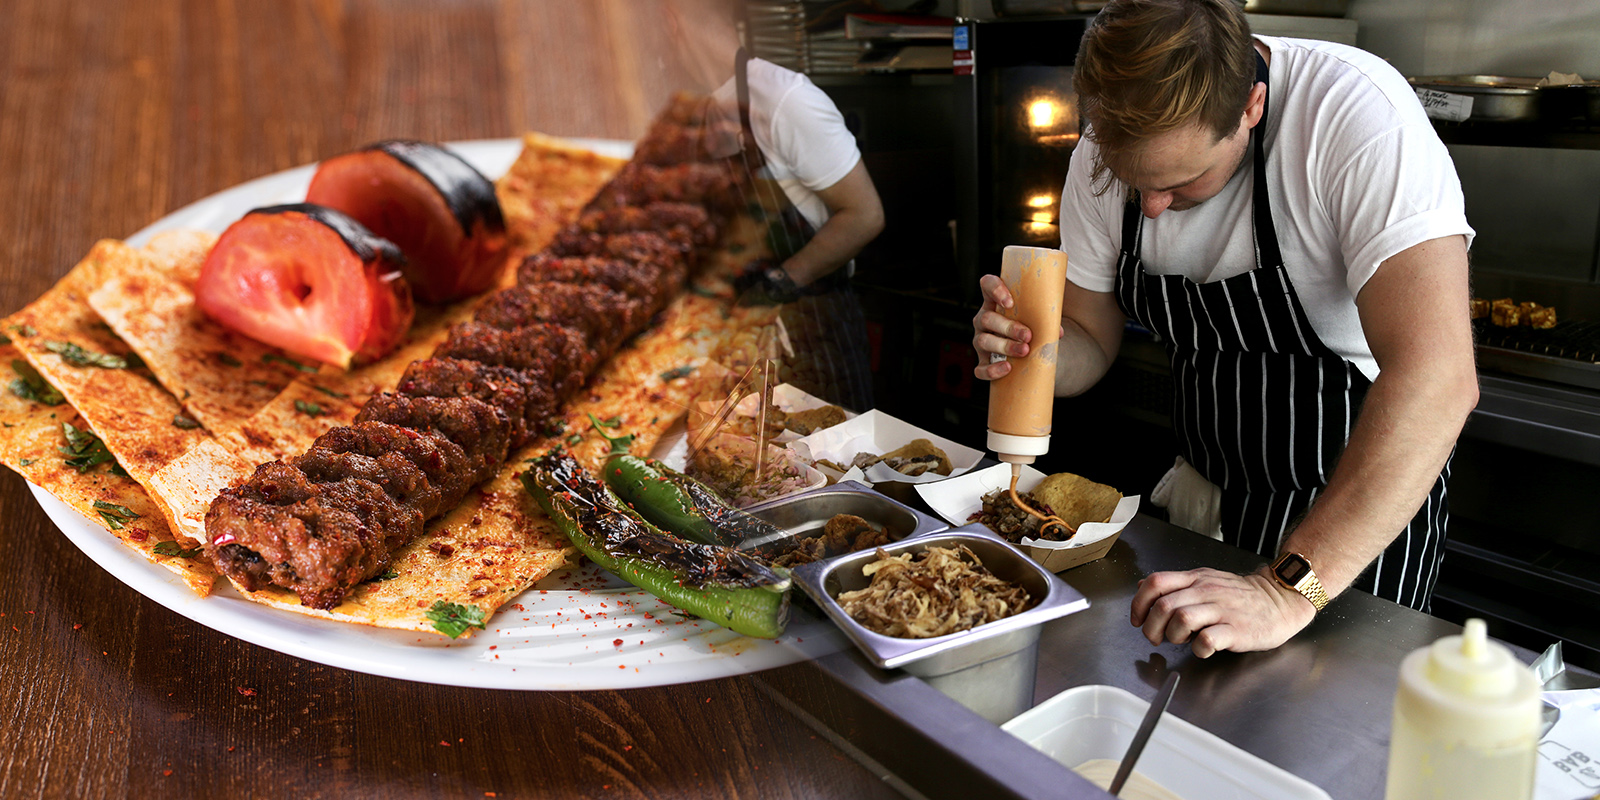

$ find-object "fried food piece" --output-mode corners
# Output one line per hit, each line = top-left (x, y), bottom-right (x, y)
(1031, 472), (1122, 531)
(1470, 298), (1490, 320)
(1491, 297), (1521, 327)
(1528, 305), (1558, 329)
(854, 439), (952, 477)
(784, 404), (846, 435)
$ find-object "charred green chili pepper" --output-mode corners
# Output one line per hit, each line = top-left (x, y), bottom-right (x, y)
(523, 450), (790, 639)
(602, 454), (783, 547)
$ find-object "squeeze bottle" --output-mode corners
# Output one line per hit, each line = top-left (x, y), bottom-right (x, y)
(986, 246), (1069, 465)
(1384, 618), (1540, 800)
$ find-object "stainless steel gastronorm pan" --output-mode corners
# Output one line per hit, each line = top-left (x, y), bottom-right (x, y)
(740, 480), (947, 553)
(1409, 75), (1542, 122)
(791, 527), (1090, 671)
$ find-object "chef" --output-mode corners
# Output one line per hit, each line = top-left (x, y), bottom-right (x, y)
(971, 0), (1478, 656)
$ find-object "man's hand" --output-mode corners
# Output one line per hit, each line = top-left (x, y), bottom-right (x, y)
(972, 274), (1035, 381)
(1129, 568), (1316, 658)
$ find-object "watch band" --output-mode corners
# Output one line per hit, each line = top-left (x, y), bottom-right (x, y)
(1269, 552), (1330, 612)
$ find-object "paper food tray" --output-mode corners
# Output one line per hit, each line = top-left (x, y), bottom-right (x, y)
(915, 464), (1139, 572)
(790, 409), (983, 485)
(706, 383), (856, 443)
(1002, 684), (1332, 800)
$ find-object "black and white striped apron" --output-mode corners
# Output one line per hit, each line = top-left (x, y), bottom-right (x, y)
(1111, 54), (1449, 611)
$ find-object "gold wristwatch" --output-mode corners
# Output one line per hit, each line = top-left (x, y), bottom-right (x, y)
(1268, 552), (1330, 612)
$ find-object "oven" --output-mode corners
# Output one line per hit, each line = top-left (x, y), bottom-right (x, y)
(1426, 139), (1600, 672)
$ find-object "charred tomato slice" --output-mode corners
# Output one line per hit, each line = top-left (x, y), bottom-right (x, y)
(196, 204), (415, 369)
(305, 140), (509, 304)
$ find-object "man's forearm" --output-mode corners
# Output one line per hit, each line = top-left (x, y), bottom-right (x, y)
(1278, 360), (1477, 597)
(1052, 316), (1117, 397)
(781, 206), (881, 286)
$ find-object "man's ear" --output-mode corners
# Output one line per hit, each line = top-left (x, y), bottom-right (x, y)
(1243, 81), (1267, 130)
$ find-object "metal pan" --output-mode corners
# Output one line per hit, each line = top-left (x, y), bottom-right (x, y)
(740, 480), (947, 554)
(1409, 75), (1543, 122)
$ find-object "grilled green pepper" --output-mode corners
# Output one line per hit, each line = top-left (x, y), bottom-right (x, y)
(603, 454), (782, 547)
(523, 450), (790, 639)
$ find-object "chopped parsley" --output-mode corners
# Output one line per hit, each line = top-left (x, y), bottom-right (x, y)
(262, 353), (317, 373)
(565, 434), (583, 446)
(543, 419), (567, 438)
(93, 500), (141, 520)
(153, 541), (203, 559)
(172, 414), (202, 430)
(587, 412), (635, 456)
(312, 385), (348, 399)
(294, 400), (324, 417)
(659, 364), (696, 381)
(44, 340), (127, 369)
(217, 353), (242, 367)
(60, 423), (123, 475)
(10, 360), (64, 406)
(18, 458), (32, 466)
(425, 600), (486, 639)
(10, 324), (36, 339)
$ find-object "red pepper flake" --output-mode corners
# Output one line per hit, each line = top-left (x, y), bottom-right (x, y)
(617, 665), (625, 669)
(612, 639), (623, 647)
(129, 529), (149, 542)
(624, 745), (633, 751)
(439, 740), (451, 747)
(488, 645), (497, 650)
(228, 747), (235, 752)
(705, 697), (712, 703)
(485, 794), (497, 798)
(237, 687), (256, 696)
(428, 542), (455, 558)
(163, 770), (173, 777)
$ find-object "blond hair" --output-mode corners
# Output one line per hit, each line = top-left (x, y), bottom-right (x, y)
(1074, 0), (1256, 189)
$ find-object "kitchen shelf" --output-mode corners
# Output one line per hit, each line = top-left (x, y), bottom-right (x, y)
(1434, 121), (1600, 150)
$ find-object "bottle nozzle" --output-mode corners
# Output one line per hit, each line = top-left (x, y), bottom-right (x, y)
(1461, 618), (1487, 661)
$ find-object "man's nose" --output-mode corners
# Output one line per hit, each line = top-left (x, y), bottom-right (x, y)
(1142, 191), (1172, 219)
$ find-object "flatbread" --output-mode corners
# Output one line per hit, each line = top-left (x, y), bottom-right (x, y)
(0, 344), (217, 593)
(1032, 472), (1122, 529)
(3, 240), (243, 546)
(497, 131), (629, 257)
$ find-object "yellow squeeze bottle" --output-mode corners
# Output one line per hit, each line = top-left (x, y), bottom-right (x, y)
(1384, 618), (1540, 800)
(986, 246), (1068, 467)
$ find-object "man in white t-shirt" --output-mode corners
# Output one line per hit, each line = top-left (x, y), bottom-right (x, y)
(972, 0), (1477, 656)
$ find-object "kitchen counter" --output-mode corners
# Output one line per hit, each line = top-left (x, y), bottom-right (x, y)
(760, 512), (1521, 800)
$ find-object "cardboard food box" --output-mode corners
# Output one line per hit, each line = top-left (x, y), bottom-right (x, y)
(915, 464), (1139, 572)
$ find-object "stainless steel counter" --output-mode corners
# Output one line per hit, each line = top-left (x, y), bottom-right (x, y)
(759, 512), (1530, 800)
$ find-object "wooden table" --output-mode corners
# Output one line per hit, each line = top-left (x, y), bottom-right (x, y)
(0, 3), (904, 798)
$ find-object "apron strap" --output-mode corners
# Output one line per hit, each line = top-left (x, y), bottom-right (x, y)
(1250, 50), (1284, 270)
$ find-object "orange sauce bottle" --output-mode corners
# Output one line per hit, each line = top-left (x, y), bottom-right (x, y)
(986, 246), (1068, 465)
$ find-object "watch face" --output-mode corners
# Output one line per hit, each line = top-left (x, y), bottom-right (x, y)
(1276, 554), (1310, 583)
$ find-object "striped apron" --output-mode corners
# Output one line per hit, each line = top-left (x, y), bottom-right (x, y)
(1111, 55), (1449, 611)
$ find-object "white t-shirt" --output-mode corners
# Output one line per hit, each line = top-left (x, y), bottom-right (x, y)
(714, 58), (862, 230)
(1061, 36), (1475, 380)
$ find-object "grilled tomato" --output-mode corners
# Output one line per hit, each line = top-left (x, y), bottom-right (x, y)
(305, 140), (509, 304)
(196, 204), (414, 369)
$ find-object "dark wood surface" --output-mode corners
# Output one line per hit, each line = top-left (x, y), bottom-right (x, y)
(0, 3), (904, 798)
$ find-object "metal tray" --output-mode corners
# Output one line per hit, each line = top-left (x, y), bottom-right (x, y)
(740, 480), (947, 553)
(791, 527), (1090, 671)
(1409, 75), (1542, 122)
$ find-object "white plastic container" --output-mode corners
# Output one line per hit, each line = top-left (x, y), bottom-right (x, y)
(1002, 684), (1333, 800)
(1385, 618), (1541, 800)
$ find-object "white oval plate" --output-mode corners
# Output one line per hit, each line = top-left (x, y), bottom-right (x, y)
(31, 138), (843, 690)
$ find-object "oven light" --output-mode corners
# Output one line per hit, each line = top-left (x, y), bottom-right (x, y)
(1028, 100), (1058, 129)
(1028, 195), (1053, 209)
(1030, 210), (1054, 223)
(1026, 220), (1056, 235)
